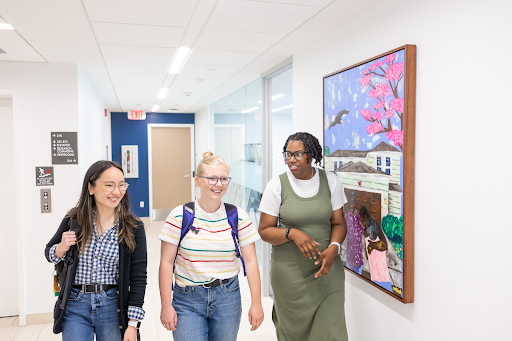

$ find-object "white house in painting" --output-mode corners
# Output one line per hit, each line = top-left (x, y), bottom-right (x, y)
(325, 142), (403, 218)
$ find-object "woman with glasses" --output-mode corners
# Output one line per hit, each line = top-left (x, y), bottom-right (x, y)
(45, 160), (147, 341)
(158, 150), (264, 341)
(259, 132), (348, 341)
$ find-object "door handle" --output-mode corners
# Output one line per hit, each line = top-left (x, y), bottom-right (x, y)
(184, 173), (191, 178)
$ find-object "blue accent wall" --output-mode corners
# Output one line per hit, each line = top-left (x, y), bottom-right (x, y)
(111, 112), (195, 217)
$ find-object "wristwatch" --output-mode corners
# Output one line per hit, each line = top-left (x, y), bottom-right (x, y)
(328, 241), (341, 254)
(128, 320), (140, 329)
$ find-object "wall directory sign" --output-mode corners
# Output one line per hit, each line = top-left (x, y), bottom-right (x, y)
(51, 132), (78, 164)
(36, 167), (54, 186)
(121, 145), (139, 178)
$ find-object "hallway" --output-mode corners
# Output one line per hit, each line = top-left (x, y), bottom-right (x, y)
(0, 217), (277, 341)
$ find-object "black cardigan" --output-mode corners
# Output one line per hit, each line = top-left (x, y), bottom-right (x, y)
(45, 216), (147, 336)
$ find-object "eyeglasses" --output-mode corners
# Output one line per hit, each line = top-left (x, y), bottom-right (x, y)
(94, 181), (130, 192)
(282, 150), (307, 161)
(199, 176), (231, 185)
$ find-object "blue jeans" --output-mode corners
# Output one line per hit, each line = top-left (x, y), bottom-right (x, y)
(172, 276), (242, 341)
(62, 287), (121, 341)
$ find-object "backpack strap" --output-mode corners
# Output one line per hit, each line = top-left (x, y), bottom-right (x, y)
(172, 202), (196, 290)
(225, 203), (246, 276)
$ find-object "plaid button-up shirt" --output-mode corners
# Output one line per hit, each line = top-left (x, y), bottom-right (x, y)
(49, 220), (145, 321)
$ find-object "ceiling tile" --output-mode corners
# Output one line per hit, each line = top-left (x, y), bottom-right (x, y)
(105, 60), (169, 74)
(100, 44), (176, 63)
(110, 73), (166, 89)
(92, 22), (185, 48)
(179, 63), (241, 78)
(187, 49), (260, 66)
(83, 0), (198, 27)
(194, 29), (285, 53)
(239, 0), (332, 6)
(0, 30), (45, 62)
(206, 0), (323, 34)
(115, 87), (159, 111)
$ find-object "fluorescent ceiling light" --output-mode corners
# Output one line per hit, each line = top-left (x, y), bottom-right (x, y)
(157, 87), (169, 99)
(169, 47), (191, 74)
(151, 105), (160, 112)
(0, 24), (14, 30)
(257, 94), (284, 104)
(272, 104), (293, 113)
(241, 107), (259, 114)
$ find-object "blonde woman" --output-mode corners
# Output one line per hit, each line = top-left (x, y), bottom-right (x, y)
(158, 150), (264, 341)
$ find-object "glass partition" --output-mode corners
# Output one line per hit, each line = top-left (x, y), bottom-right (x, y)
(212, 78), (263, 264)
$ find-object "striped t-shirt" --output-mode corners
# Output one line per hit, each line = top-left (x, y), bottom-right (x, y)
(159, 201), (260, 287)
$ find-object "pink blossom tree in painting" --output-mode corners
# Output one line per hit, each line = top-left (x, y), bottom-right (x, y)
(359, 53), (404, 151)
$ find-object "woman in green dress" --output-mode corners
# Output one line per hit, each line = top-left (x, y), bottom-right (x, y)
(259, 132), (348, 341)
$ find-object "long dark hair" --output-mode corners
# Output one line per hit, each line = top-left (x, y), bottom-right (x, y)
(283, 132), (323, 166)
(67, 160), (139, 254)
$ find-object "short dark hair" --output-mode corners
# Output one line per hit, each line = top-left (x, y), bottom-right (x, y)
(283, 132), (323, 166)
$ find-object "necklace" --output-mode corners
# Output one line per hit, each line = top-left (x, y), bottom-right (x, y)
(297, 167), (315, 194)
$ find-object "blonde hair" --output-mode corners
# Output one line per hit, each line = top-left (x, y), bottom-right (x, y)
(196, 150), (229, 177)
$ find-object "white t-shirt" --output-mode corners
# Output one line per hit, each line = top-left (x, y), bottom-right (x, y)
(259, 168), (347, 217)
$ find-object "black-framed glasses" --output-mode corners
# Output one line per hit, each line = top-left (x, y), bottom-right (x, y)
(199, 176), (232, 185)
(282, 150), (307, 161)
(93, 181), (129, 192)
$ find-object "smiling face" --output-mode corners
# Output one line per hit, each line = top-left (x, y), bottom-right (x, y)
(88, 166), (126, 212)
(195, 164), (229, 203)
(285, 140), (313, 180)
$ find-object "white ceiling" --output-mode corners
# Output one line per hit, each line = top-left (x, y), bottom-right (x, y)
(0, 0), (383, 113)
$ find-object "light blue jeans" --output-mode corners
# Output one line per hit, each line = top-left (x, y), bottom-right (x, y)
(172, 276), (242, 341)
(62, 287), (121, 341)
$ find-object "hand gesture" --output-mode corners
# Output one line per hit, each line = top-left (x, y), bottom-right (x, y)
(314, 245), (338, 278)
(56, 231), (76, 257)
(160, 305), (177, 331)
(288, 229), (321, 259)
(248, 303), (264, 331)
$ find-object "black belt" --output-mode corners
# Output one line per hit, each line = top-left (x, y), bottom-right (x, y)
(201, 279), (229, 288)
(73, 284), (117, 293)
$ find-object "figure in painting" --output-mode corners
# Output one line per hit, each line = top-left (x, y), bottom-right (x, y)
(344, 192), (365, 275)
(364, 217), (392, 291)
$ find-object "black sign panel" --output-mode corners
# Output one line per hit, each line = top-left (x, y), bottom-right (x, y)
(36, 167), (54, 186)
(51, 132), (78, 164)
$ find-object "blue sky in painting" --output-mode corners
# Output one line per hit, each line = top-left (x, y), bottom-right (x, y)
(323, 49), (405, 154)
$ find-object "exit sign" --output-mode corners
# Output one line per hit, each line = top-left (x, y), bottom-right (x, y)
(128, 110), (146, 120)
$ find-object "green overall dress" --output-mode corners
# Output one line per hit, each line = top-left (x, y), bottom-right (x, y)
(271, 169), (348, 341)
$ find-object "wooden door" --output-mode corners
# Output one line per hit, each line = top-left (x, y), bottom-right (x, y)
(151, 127), (192, 219)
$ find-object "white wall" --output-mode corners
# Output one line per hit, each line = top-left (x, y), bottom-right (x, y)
(77, 66), (109, 178)
(292, 0), (511, 340)
(0, 98), (19, 316)
(0, 62), (85, 317)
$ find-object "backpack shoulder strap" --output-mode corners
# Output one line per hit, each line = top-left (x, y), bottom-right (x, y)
(224, 203), (246, 276)
(181, 202), (196, 242)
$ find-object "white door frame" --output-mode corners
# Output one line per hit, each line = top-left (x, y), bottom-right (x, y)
(147, 124), (195, 222)
(1, 89), (25, 325)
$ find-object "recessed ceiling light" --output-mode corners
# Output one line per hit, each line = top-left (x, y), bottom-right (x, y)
(206, 69), (215, 72)
(272, 104), (293, 113)
(0, 24), (14, 30)
(183, 92), (193, 97)
(151, 105), (160, 112)
(169, 47), (191, 74)
(241, 107), (259, 114)
(157, 87), (169, 99)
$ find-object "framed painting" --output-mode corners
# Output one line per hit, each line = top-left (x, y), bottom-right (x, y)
(323, 45), (416, 303)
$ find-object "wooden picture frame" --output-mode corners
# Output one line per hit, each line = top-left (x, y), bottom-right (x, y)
(323, 45), (416, 303)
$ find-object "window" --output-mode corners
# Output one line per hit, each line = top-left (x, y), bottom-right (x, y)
(386, 157), (391, 167)
(377, 156), (381, 167)
(385, 168), (391, 175)
(377, 167), (382, 172)
(334, 161), (338, 170)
